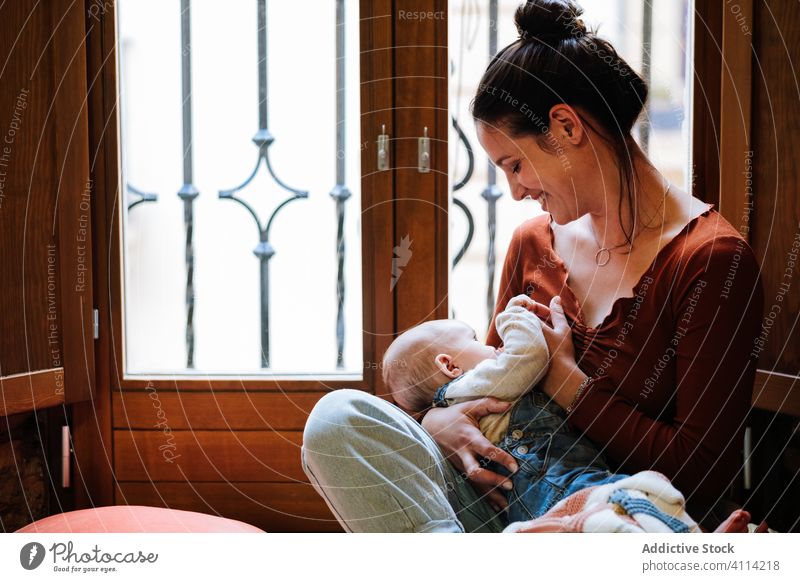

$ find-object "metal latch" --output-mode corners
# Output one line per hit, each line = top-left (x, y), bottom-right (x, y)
(418, 127), (431, 173)
(377, 124), (390, 171)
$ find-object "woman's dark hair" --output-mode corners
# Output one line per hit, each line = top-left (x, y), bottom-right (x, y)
(471, 0), (649, 246)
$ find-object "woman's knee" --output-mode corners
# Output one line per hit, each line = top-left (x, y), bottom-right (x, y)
(304, 389), (365, 443)
(301, 390), (463, 532)
(303, 388), (439, 464)
(303, 389), (396, 455)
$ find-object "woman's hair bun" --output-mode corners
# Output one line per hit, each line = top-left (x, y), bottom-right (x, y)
(515, 0), (587, 42)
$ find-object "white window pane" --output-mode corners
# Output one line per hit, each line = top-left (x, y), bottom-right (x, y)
(118, 0), (362, 375)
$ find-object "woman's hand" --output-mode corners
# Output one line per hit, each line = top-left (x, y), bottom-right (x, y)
(421, 397), (519, 511)
(523, 295), (585, 408)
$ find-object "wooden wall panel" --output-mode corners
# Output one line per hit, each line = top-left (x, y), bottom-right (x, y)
(114, 430), (305, 482)
(0, 2), (60, 377)
(51, 0), (94, 404)
(718, 0), (753, 224)
(750, 1), (800, 374)
(746, 0), (800, 532)
(0, 368), (65, 416)
(753, 371), (800, 417)
(115, 481), (341, 532)
(692, 0), (723, 205)
(112, 391), (323, 430)
(0, 0), (94, 409)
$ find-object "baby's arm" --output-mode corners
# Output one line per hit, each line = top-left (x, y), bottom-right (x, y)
(444, 294), (549, 405)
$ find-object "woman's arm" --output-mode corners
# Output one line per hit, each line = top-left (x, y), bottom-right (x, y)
(566, 237), (765, 502)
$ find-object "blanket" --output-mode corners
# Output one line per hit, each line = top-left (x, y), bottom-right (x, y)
(503, 470), (753, 533)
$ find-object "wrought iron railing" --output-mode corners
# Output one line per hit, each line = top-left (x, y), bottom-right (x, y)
(124, 0), (353, 371)
(217, 0), (309, 369)
(450, 0), (503, 323)
(451, 115), (475, 267)
(126, 184), (157, 211)
(178, 0), (199, 369)
(330, 0), (352, 370)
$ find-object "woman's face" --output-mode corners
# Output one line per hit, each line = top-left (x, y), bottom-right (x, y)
(475, 120), (584, 224)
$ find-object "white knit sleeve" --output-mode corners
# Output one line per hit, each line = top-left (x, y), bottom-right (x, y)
(444, 295), (550, 404)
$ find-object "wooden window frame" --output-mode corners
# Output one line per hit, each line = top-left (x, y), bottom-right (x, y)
(87, 2), (400, 393)
(692, 0), (794, 414)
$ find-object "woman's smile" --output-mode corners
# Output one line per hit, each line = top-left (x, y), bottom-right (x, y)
(531, 191), (548, 210)
(515, 189), (547, 203)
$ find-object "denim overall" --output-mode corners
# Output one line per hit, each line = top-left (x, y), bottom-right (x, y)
(434, 386), (630, 525)
(493, 391), (632, 523)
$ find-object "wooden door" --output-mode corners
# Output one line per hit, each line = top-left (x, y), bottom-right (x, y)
(73, 0), (447, 532)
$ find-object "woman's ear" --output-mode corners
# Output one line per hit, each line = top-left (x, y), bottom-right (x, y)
(549, 104), (583, 145)
(434, 353), (461, 379)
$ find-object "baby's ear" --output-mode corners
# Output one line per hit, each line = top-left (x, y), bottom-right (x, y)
(433, 353), (455, 373)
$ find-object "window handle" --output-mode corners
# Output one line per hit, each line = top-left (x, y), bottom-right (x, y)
(377, 124), (390, 171)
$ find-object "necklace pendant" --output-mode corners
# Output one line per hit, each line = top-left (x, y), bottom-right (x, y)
(595, 248), (611, 266)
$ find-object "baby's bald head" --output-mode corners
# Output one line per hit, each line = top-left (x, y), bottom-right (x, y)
(383, 319), (493, 413)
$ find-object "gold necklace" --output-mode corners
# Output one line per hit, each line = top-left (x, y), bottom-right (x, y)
(590, 182), (670, 267)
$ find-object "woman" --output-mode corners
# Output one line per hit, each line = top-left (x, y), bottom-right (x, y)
(301, 0), (764, 533)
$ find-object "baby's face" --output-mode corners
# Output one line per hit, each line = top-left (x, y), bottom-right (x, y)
(436, 321), (501, 373)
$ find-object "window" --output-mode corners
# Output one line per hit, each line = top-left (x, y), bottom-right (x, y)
(117, 0), (363, 375)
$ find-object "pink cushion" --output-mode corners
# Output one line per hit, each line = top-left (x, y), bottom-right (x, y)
(16, 506), (264, 533)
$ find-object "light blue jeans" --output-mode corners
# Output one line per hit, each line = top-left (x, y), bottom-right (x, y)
(300, 389), (507, 532)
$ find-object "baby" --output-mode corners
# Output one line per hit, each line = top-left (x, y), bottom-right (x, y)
(382, 294), (631, 523)
(382, 294), (756, 532)
(383, 294), (550, 442)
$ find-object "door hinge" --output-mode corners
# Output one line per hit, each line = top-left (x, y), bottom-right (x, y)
(93, 308), (99, 340)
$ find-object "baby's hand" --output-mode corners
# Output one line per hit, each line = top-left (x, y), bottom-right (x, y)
(506, 294), (536, 311)
(505, 293), (553, 325)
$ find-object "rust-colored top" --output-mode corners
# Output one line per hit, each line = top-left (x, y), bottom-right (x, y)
(486, 203), (765, 503)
